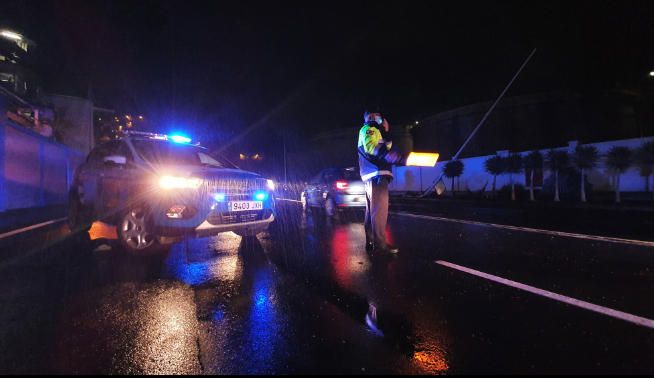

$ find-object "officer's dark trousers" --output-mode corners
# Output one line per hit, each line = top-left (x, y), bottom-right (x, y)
(364, 176), (390, 248)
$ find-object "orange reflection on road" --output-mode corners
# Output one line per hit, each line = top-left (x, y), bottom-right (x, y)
(413, 349), (448, 373)
(88, 221), (118, 240)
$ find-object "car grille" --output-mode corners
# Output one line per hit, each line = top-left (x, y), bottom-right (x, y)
(204, 178), (266, 195)
(206, 209), (273, 225)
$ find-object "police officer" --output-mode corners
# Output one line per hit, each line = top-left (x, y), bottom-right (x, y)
(358, 111), (404, 254)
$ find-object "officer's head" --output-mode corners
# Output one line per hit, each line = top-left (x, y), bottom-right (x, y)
(364, 111), (388, 132)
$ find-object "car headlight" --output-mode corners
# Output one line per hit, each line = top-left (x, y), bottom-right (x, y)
(159, 176), (202, 190)
(267, 179), (275, 191)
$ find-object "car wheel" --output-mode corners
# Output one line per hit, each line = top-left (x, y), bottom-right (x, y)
(68, 190), (92, 232)
(118, 206), (163, 255)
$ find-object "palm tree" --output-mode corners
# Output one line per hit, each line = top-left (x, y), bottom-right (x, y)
(484, 155), (505, 199)
(524, 150), (543, 201)
(634, 141), (654, 201)
(505, 153), (523, 201)
(574, 145), (599, 203)
(605, 146), (633, 204)
(443, 160), (464, 196)
(547, 149), (569, 202)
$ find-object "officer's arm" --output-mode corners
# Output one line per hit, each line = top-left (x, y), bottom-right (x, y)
(361, 126), (388, 156)
(360, 125), (405, 164)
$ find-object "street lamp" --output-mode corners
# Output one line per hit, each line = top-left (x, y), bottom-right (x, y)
(649, 71), (654, 77)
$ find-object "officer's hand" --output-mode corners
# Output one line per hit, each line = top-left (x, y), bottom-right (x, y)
(382, 118), (390, 133)
(385, 151), (404, 164)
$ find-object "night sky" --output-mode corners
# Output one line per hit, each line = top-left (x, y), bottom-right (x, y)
(1, 0), (653, 153)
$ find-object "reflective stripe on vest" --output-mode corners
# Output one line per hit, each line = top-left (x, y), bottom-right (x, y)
(361, 170), (393, 182)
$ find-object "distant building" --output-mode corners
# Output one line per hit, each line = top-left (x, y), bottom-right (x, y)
(413, 91), (653, 159)
(0, 27), (116, 153)
(0, 28), (38, 100)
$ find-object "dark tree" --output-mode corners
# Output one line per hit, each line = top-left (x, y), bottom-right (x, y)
(443, 160), (465, 196)
(574, 145), (599, 203)
(484, 155), (504, 199)
(547, 150), (570, 202)
(606, 146), (632, 204)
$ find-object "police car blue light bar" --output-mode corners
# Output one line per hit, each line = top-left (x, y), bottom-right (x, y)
(169, 134), (192, 144)
(254, 191), (268, 201)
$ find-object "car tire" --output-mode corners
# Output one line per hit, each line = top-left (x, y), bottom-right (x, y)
(117, 206), (166, 255)
(68, 190), (92, 232)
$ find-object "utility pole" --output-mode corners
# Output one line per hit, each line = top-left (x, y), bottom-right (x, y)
(283, 133), (288, 184)
(421, 48), (537, 196)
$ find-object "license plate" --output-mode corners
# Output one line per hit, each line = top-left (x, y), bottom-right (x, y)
(229, 201), (263, 212)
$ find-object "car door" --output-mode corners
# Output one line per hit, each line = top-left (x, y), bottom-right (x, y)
(77, 143), (116, 212)
(99, 141), (133, 216)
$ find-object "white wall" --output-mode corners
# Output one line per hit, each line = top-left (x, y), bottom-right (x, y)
(390, 136), (654, 193)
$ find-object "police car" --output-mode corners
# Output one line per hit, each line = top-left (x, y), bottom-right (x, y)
(68, 131), (276, 254)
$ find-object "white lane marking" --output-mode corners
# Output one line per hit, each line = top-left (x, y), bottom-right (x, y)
(394, 212), (654, 248)
(0, 217), (67, 240)
(276, 198), (303, 203)
(436, 260), (654, 330)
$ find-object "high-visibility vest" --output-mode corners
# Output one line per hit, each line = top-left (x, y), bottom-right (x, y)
(357, 122), (393, 182)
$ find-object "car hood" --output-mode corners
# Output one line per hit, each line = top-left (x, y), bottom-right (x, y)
(158, 165), (261, 179)
(189, 167), (264, 181)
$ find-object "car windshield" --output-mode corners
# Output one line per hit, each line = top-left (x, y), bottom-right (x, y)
(133, 140), (227, 168)
(340, 168), (361, 181)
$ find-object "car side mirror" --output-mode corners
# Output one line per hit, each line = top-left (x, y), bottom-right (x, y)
(104, 155), (127, 166)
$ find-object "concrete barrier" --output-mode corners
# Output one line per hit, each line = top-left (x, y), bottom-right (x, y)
(0, 117), (84, 213)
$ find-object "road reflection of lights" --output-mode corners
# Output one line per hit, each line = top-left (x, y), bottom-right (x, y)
(246, 267), (280, 372)
(132, 285), (200, 374)
(365, 303), (384, 337)
(413, 349), (448, 373)
(213, 309), (225, 322)
(170, 233), (243, 286)
(331, 225), (370, 290)
(412, 308), (450, 374)
(384, 227), (395, 247)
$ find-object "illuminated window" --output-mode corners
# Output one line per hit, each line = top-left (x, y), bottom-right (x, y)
(0, 72), (13, 83)
(239, 153), (247, 160)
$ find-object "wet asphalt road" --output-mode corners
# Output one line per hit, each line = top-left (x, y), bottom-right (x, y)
(1, 200), (654, 374)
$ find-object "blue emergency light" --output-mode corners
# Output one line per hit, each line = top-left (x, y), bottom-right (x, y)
(169, 134), (192, 144)
(254, 191), (268, 201)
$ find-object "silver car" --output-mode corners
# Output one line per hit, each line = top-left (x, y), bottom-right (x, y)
(301, 167), (366, 217)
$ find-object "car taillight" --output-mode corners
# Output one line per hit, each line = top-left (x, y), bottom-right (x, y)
(335, 181), (349, 190)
